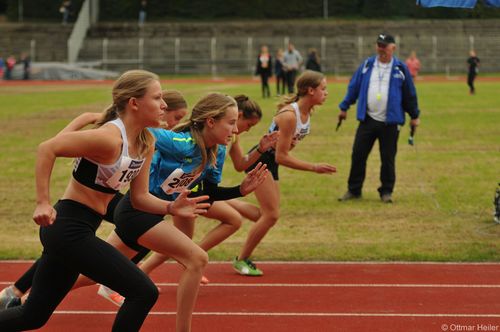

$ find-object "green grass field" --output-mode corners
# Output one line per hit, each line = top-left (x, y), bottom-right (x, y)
(0, 77), (498, 261)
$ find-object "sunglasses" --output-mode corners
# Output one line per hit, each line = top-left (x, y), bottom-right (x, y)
(377, 42), (388, 49)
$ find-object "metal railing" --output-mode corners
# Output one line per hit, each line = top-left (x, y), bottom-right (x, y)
(77, 34), (500, 75)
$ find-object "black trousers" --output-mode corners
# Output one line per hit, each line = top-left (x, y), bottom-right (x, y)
(286, 69), (297, 93)
(260, 73), (271, 98)
(0, 200), (158, 332)
(467, 71), (477, 93)
(276, 72), (286, 95)
(347, 115), (400, 197)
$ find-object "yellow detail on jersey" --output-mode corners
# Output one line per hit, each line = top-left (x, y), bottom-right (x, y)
(191, 184), (199, 192)
(173, 137), (193, 143)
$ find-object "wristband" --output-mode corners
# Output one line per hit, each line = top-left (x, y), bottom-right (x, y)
(256, 147), (264, 154)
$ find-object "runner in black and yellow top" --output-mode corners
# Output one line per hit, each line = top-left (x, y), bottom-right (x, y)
(233, 70), (337, 276)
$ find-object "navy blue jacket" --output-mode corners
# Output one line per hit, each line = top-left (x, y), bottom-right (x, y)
(339, 56), (420, 125)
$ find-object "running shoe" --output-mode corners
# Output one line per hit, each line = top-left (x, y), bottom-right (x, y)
(6, 296), (21, 309)
(97, 285), (124, 307)
(232, 257), (263, 276)
(0, 286), (17, 310)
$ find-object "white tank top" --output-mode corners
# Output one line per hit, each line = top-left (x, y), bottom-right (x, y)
(269, 102), (311, 147)
(72, 118), (145, 193)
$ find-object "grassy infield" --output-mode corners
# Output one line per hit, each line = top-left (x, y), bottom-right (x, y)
(0, 77), (498, 262)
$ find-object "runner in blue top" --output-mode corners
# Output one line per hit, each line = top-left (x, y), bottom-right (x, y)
(137, 95), (278, 284)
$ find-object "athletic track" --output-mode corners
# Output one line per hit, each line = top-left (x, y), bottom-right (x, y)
(1, 261), (499, 331)
(2, 76), (500, 330)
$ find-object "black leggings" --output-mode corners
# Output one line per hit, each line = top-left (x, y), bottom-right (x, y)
(13, 193), (151, 294)
(0, 200), (158, 332)
(260, 73), (271, 98)
(467, 71), (477, 94)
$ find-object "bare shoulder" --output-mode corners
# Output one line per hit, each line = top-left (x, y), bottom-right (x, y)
(75, 123), (122, 157)
(274, 106), (296, 126)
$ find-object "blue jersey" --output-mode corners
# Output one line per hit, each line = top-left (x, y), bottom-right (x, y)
(148, 128), (226, 201)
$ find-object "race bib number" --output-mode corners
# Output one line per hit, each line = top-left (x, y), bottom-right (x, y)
(160, 168), (200, 195)
(106, 157), (144, 190)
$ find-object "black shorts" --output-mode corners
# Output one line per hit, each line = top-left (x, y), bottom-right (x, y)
(246, 148), (279, 181)
(114, 191), (165, 252)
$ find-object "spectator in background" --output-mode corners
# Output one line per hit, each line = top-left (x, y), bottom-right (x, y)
(20, 52), (31, 80)
(4, 55), (16, 80)
(274, 49), (286, 96)
(0, 57), (4, 80)
(337, 33), (420, 204)
(138, 0), (147, 26)
(283, 42), (303, 94)
(305, 48), (322, 73)
(405, 50), (421, 80)
(255, 45), (273, 99)
(466, 50), (480, 95)
(60, 1), (72, 25)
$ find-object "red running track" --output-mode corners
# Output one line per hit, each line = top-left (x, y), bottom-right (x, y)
(1, 261), (499, 331)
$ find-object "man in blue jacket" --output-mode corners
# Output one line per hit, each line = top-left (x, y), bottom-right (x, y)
(338, 33), (420, 203)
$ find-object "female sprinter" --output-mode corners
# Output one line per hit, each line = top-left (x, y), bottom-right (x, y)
(136, 94), (277, 283)
(0, 89), (190, 310)
(232, 70), (337, 276)
(0, 70), (209, 331)
(70, 93), (268, 332)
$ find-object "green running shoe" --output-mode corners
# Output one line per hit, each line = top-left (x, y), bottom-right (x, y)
(232, 256), (263, 276)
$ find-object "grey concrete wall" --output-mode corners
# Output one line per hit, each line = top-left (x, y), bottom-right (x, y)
(81, 20), (500, 75)
(1, 20), (499, 75)
(0, 23), (72, 62)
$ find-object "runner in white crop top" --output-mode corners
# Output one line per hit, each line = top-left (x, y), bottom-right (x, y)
(72, 118), (145, 193)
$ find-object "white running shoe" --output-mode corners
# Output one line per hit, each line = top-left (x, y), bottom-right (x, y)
(0, 286), (17, 310)
(97, 285), (124, 307)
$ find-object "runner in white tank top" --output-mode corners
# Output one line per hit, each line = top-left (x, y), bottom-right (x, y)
(233, 70), (337, 277)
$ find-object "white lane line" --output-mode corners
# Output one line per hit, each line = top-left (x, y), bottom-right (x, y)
(156, 282), (500, 288)
(1, 260), (500, 266)
(1, 281), (499, 288)
(52, 311), (500, 318)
